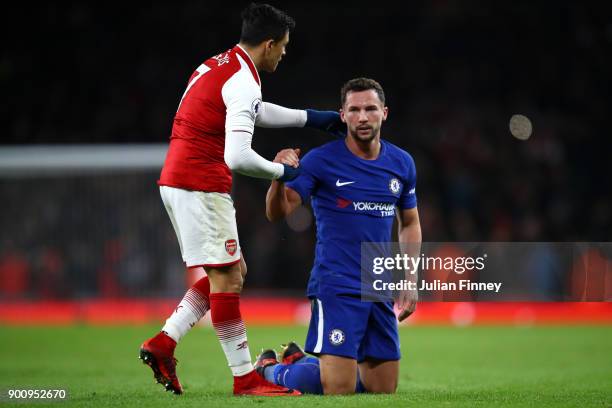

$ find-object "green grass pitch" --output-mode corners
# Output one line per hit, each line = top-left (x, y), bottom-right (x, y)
(1, 325), (611, 407)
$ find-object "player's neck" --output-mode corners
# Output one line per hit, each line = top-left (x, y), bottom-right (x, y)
(238, 42), (264, 71)
(345, 135), (381, 160)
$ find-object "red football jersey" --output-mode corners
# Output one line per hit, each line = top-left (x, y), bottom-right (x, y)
(158, 45), (262, 193)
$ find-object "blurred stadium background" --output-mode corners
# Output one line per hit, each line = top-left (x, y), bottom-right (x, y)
(1, 3), (611, 406)
(1, 3), (611, 329)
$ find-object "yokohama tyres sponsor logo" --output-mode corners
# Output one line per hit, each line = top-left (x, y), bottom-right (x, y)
(336, 197), (395, 217)
(352, 201), (395, 212)
(225, 239), (237, 256)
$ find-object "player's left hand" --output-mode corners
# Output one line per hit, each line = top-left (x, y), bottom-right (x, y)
(305, 109), (346, 138)
(396, 288), (417, 322)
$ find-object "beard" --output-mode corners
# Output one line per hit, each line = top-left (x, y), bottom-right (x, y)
(348, 123), (380, 143)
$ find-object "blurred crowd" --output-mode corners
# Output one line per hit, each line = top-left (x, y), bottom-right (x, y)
(0, 173), (315, 299)
(1, 2), (611, 299)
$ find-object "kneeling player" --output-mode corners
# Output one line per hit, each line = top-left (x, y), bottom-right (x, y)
(264, 78), (421, 394)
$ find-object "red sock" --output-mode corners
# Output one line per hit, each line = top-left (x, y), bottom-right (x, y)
(192, 275), (211, 293)
(210, 293), (253, 376)
(188, 275), (211, 313)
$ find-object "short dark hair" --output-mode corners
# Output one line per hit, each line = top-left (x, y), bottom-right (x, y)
(240, 3), (295, 46)
(340, 77), (386, 106)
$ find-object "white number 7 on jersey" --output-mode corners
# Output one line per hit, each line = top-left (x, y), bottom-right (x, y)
(177, 64), (211, 111)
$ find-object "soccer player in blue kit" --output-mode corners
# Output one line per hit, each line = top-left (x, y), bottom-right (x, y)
(261, 78), (422, 394)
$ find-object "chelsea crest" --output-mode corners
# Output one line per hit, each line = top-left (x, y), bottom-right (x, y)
(389, 178), (401, 194)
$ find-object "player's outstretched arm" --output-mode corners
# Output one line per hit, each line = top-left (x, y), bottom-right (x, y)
(396, 207), (422, 322)
(266, 149), (303, 222)
(224, 130), (301, 181)
(256, 102), (345, 138)
(222, 73), (303, 180)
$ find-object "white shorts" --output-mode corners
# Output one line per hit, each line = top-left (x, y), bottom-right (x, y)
(160, 186), (241, 267)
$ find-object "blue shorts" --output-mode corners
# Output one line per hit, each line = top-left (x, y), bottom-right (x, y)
(304, 293), (400, 362)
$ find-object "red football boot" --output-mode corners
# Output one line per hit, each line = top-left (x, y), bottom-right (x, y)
(254, 349), (279, 377)
(139, 331), (183, 395)
(280, 341), (306, 365)
(233, 370), (301, 396)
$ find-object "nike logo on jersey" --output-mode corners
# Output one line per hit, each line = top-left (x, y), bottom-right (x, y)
(336, 179), (355, 187)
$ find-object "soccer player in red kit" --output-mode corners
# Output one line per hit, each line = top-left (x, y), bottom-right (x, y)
(139, 3), (343, 397)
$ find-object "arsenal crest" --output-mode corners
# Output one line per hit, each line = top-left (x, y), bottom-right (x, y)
(225, 239), (237, 256)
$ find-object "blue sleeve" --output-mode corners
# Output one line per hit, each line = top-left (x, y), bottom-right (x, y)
(398, 153), (417, 210)
(286, 150), (319, 204)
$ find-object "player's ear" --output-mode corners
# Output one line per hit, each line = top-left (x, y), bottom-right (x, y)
(382, 106), (389, 121)
(263, 39), (275, 53)
(340, 109), (346, 123)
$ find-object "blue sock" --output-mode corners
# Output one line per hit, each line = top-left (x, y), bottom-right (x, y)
(263, 364), (277, 383)
(271, 359), (323, 394)
(264, 356), (366, 394)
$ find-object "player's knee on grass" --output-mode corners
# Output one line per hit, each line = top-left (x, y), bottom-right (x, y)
(358, 359), (399, 394)
(321, 376), (357, 395)
(320, 355), (357, 395)
(363, 379), (396, 394)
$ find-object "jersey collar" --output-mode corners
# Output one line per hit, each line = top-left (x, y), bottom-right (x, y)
(234, 44), (261, 87)
(342, 138), (386, 161)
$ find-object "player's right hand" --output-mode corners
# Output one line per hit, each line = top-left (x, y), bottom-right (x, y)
(273, 148), (301, 168)
(275, 148), (301, 182)
(397, 288), (418, 322)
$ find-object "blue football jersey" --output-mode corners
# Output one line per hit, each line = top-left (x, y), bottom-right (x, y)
(286, 139), (417, 296)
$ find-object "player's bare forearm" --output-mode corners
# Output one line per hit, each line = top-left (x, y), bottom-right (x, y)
(266, 148), (303, 221)
(398, 222), (422, 263)
(266, 181), (291, 221)
(397, 207), (421, 321)
(398, 222), (421, 242)
(397, 207), (422, 273)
